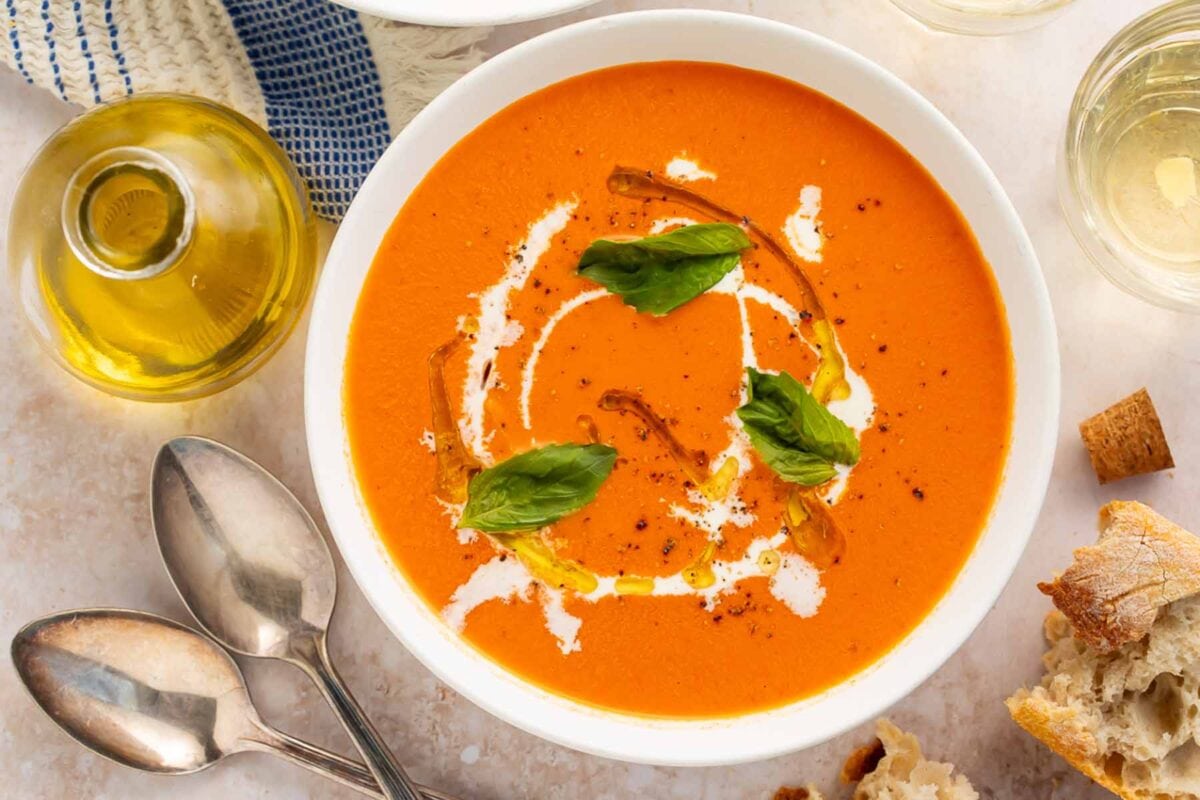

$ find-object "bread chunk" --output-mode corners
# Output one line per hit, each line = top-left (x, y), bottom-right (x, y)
(1008, 601), (1200, 799)
(1079, 388), (1173, 484)
(1010, 502), (1200, 799)
(850, 720), (979, 800)
(1039, 501), (1200, 652)
(775, 720), (976, 800)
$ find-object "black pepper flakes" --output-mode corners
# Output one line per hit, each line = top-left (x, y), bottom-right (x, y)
(635, 518), (648, 531)
(877, 344), (888, 353)
(912, 487), (925, 501)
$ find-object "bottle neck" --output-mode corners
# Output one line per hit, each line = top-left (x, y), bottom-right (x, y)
(62, 147), (195, 280)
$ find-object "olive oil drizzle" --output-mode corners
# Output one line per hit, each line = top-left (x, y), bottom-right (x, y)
(682, 540), (719, 590)
(491, 532), (599, 594)
(782, 486), (846, 570)
(576, 414), (602, 444)
(429, 335), (482, 504)
(598, 389), (709, 487)
(613, 575), (656, 596)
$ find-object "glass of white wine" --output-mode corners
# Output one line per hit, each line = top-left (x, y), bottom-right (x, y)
(1061, 1), (1200, 312)
(890, 0), (1076, 35)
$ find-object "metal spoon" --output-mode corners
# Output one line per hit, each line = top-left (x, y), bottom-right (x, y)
(10, 609), (454, 799)
(151, 436), (423, 800)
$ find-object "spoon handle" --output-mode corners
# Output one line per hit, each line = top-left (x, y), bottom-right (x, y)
(248, 725), (459, 800)
(293, 634), (424, 800)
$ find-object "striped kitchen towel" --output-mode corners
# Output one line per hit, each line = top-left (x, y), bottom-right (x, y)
(1, 0), (489, 220)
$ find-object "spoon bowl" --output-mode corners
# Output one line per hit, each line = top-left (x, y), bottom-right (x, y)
(12, 608), (252, 775)
(152, 437), (336, 659)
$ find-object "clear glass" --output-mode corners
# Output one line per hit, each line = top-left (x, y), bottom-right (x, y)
(890, 0), (1075, 35)
(1061, 1), (1200, 312)
(7, 94), (318, 400)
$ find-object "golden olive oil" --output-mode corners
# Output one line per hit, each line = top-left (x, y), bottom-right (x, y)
(8, 94), (316, 401)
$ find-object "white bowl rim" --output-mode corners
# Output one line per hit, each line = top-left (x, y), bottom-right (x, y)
(305, 9), (1060, 767)
(327, 0), (600, 26)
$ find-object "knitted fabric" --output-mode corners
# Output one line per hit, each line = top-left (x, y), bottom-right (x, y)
(1, 0), (489, 219)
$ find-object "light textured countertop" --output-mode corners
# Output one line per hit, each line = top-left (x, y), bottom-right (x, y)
(2, 1), (1196, 798)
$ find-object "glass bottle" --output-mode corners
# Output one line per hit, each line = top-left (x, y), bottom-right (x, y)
(7, 94), (317, 401)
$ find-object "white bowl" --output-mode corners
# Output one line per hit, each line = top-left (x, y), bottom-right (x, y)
(329, 0), (600, 26)
(305, 10), (1059, 767)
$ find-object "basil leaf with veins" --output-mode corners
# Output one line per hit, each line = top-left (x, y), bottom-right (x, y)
(577, 223), (751, 315)
(737, 367), (860, 485)
(459, 443), (618, 533)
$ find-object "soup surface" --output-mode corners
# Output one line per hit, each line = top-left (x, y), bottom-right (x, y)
(345, 62), (1012, 718)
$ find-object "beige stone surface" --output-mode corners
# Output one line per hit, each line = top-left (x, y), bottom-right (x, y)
(3, 1), (1199, 798)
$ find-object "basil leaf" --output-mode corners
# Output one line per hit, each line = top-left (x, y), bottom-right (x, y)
(459, 443), (617, 533)
(742, 431), (840, 484)
(737, 367), (860, 485)
(577, 223), (751, 315)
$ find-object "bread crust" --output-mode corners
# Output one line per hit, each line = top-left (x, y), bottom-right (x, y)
(840, 737), (885, 784)
(772, 788), (819, 800)
(1038, 500), (1200, 652)
(1005, 688), (1133, 800)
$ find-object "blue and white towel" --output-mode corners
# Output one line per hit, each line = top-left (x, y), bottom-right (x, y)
(1, 1), (489, 219)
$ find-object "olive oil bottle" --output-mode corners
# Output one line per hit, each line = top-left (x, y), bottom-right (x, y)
(8, 94), (317, 401)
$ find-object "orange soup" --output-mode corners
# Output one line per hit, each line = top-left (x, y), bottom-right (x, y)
(345, 62), (1012, 718)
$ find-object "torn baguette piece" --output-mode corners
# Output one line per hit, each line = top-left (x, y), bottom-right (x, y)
(1038, 501), (1200, 652)
(1079, 388), (1174, 484)
(774, 720), (978, 800)
(1009, 502), (1200, 800)
(1008, 601), (1200, 800)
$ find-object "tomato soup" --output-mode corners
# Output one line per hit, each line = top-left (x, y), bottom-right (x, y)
(344, 62), (1012, 718)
